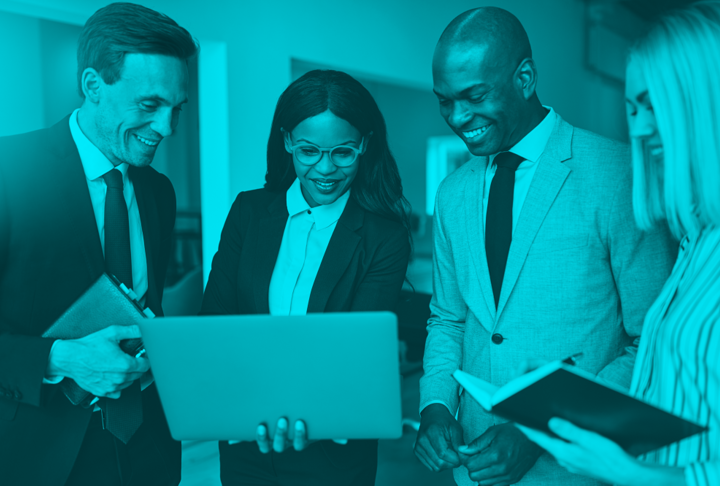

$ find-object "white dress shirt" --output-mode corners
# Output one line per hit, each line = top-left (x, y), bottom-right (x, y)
(43, 110), (149, 388)
(482, 106), (557, 235)
(268, 178), (349, 316)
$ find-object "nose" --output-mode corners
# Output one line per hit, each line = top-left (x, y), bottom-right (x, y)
(447, 101), (473, 129)
(149, 107), (176, 139)
(313, 151), (338, 175)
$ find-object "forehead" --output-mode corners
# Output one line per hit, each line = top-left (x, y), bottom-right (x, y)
(115, 53), (188, 104)
(625, 58), (648, 99)
(292, 110), (362, 146)
(432, 43), (500, 92)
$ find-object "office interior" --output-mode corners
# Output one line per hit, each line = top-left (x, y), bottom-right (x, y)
(0, 0), (693, 484)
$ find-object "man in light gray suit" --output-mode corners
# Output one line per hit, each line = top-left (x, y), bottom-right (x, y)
(414, 7), (677, 486)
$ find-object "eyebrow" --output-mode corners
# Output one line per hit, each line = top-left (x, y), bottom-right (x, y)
(433, 83), (490, 98)
(625, 90), (649, 104)
(296, 138), (358, 146)
(138, 95), (189, 106)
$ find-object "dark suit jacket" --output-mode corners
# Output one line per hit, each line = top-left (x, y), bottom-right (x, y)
(200, 188), (411, 469)
(0, 117), (180, 486)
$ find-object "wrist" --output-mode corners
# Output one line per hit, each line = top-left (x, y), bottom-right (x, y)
(45, 340), (74, 379)
(421, 403), (453, 420)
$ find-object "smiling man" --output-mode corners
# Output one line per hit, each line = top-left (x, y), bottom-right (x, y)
(415, 7), (677, 486)
(0, 3), (196, 485)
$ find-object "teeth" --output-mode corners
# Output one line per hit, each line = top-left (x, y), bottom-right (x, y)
(463, 125), (490, 138)
(314, 180), (337, 188)
(135, 134), (158, 146)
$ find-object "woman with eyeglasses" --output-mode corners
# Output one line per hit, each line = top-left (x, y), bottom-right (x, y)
(517, 2), (720, 485)
(200, 69), (411, 485)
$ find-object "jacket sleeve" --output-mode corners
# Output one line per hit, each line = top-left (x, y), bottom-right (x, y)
(596, 166), (677, 388)
(200, 192), (246, 316)
(0, 167), (55, 409)
(418, 188), (466, 415)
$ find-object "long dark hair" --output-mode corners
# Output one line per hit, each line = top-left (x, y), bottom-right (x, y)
(265, 69), (412, 245)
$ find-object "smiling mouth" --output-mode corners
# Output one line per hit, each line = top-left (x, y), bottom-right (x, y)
(134, 134), (160, 147)
(311, 179), (339, 190)
(462, 124), (492, 140)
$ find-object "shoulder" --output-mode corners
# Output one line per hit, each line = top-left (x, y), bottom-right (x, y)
(0, 126), (57, 176)
(565, 123), (631, 177)
(228, 187), (280, 216)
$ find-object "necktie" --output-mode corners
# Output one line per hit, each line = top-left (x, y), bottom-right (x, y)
(485, 152), (524, 308)
(100, 169), (143, 444)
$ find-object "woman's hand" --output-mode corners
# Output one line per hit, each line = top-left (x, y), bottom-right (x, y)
(229, 418), (348, 453)
(515, 418), (647, 486)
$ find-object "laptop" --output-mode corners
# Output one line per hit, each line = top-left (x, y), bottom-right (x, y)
(138, 312), (402, 441)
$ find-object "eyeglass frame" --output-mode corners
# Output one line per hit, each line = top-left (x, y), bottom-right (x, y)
(281, 128), (371, 167)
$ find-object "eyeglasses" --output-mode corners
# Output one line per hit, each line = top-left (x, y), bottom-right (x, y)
(284, 133), (366, 168)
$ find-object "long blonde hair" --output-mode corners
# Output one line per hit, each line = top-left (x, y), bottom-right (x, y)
(629, 1), (720, 239)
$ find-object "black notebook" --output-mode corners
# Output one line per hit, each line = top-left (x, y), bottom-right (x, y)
(42, 273), (155, 407)
(453, 362), (707, 456)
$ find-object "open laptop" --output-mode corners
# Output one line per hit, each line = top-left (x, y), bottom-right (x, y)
(138, 312), (402, 441)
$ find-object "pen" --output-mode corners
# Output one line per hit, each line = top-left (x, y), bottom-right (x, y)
(561, 352), (583, 366)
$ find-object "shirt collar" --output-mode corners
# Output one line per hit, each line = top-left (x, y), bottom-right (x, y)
(494, 106), (556, 165)
(69, 108), (129, 182)
(286, 178), (350, 230)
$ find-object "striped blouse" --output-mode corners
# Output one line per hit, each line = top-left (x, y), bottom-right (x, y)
(630, 225), (720, 486)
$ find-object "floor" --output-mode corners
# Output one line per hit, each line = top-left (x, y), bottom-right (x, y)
(179, 369), (455, 486)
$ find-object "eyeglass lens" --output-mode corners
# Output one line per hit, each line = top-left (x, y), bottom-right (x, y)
(294, 145), (357, 167)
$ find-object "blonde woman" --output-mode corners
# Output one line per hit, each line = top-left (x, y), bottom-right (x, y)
(518, 2), (720, 485)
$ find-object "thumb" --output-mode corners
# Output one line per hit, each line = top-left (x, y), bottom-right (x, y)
(106, 325), (142, 342)
(457, 430), (492, 455)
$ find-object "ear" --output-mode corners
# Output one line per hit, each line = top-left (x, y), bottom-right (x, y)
(81, 67), (103, 104)
(514, 58), (538, 101)
(281, 128), (293, 153)
(361, 132), (374, 154)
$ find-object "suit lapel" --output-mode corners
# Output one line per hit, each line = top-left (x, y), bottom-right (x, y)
(464, 157), (497, 326)
(495, 118), (574, 323)
(307, 197), (363, 313)
(253, 193), (288, 314)
(129, 167), (162, 313)
(50, 117), (104, 281)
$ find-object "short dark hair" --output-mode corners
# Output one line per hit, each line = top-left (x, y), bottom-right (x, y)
(265, 70), (412, 245)
(77, 2), (197, 98)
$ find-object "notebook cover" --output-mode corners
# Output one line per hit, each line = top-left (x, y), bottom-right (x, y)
(491, 368), (707, 456)
(42, 273), (151, 406)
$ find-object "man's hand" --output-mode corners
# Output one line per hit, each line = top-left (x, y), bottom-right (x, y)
(46, 325), (149, 399)
(458, 422), (543, 485)
(228, 418), (347, 452)
(414, 403), (465, 472)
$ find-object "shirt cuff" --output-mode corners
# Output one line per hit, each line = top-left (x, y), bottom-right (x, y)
(420, 400), (455, 416)
(43, 341), (65, 384)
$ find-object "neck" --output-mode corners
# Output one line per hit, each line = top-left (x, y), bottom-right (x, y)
(77, 105), (123, 168)
(505, 98), (548, 151)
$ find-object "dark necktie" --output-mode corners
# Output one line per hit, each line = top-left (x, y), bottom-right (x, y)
(485, 152), (524, 308)
(100, 169), (143, 444)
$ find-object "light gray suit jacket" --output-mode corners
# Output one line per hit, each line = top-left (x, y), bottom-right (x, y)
(419, 115), (677, 486)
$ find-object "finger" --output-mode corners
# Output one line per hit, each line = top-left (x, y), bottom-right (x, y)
(105, 325), (142, 341)
(256, 424), (271, 454)
(458, 431), (492, 455)
(513, 358), (546, 378)
(548, 418), (597, 445)
(332, 439), (348, 445)
(293, 421), (308, 451)
(103, 391), (121, 399)
(414, 446), (440, 472)
(273, 418), (288, 453)
(468, 463), (510, 482)
(228, 440), (241, 445)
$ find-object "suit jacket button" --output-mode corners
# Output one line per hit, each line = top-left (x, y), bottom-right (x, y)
(491, 333), (504, 345)
(13, 391), (22, 400)
(4, 391), (12, 398)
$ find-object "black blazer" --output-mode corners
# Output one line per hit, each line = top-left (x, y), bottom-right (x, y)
(200, 188), (411, 466)
(0, 117), (180, 486)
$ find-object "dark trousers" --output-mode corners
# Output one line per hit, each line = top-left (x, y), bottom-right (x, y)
(218, 440), (378, 486)
(64, 411), (178, 486)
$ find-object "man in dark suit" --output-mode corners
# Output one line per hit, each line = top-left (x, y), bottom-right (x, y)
(0, 3), (197, 485)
